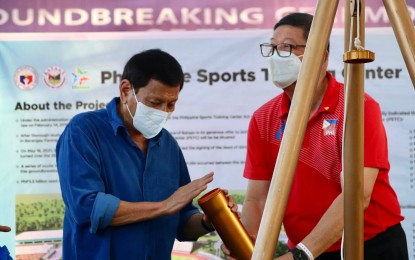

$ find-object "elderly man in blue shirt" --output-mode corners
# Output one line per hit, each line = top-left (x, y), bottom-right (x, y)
(56, 49), (236, 259)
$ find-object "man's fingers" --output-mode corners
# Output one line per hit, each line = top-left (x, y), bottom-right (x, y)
(193, 172), (214, 187)
(224, 193), (239, 213)
(221, 244), (237, 260)
(221, 243), (231, 255)
(202, 172), (214, 183)
(191, 172), (214, 193)
(165, 172), (214, 214)
(228, 195), (235, 206)
(205, 171), (214, 178)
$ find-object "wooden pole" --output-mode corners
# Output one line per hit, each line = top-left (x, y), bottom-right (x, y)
(343, 1), (365, 259)
(251, 0), (339, 258)
(382, 0), (415, 89)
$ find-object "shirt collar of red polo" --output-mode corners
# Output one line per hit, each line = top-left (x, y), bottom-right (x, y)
(278, 72), (339, 119)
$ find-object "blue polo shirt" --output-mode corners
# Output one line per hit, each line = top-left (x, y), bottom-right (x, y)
(56, 97), (199, 259)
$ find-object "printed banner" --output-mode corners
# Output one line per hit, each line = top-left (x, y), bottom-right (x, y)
(1, 0), (415, 259)
(1, 0), (415, 32)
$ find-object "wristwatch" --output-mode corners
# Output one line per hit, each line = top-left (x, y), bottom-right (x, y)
(200, 218), (215, 232)
(290, 247), (309, 260)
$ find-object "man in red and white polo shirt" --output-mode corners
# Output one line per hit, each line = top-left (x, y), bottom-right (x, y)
(239, 12), (408, 260)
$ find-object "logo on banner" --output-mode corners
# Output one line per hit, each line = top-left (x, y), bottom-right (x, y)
(322, 119), (338, 136)
(14, 66), (38, 90)
(44, 66), (66, 89)
(72, 67), (90, 90)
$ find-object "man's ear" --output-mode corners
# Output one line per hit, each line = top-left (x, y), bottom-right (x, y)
(119, 79), (132, 103)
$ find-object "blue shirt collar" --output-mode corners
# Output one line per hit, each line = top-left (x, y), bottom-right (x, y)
(106, 97), (124, 136)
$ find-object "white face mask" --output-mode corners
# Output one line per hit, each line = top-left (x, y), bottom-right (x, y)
(267, 51), (303, 89)
(125, 89), (171, 139)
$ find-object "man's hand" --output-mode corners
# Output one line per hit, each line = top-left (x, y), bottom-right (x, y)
(202, 189), (239, 231)
(221, 243), (236, 259)
(222, 189), (238, 214)
(164, 172), (214, 214)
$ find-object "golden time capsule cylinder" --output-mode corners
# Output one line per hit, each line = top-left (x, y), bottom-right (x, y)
(198, 188), (254, 260)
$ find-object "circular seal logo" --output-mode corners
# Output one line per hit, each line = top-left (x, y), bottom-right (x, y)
(44, 66), (66, 89)
(14, 65), (38, 90)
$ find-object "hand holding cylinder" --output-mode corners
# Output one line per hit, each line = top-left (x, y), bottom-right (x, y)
(198, 188), (254, 260)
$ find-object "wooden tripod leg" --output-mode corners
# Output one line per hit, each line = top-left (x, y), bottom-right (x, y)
(383, 0), (415, 89)
(343, 1), (365, 259)
(252, 0), (339, 259)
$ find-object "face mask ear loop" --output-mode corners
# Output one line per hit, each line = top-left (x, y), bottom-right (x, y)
(131, 86), (140, 103)
(125, 86), (138, 119)
(125, 103), (134, 119)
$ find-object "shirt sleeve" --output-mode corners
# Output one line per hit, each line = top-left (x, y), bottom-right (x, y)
(56, 116), (120, 233)
(90, 192), (120, 233)
(363, 96), (390, 172)
(243, 114), (274, 180)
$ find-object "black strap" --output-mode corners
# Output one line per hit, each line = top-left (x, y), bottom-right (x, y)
(200, 218), (215, 232)
(290, 247), (309, 260)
